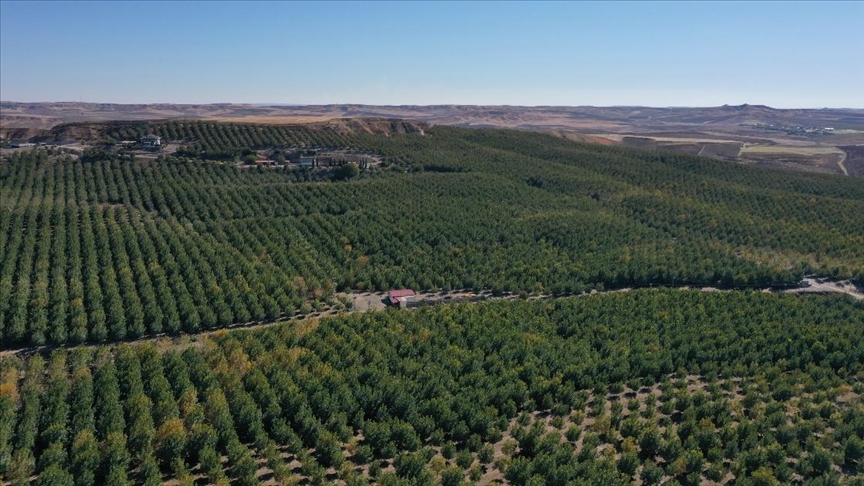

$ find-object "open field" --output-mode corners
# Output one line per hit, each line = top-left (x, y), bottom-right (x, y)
(839, 145), (864, 176)
(737, 144), (848, 174)
(4, 102), (861, 176)
(3, 102), (862, 132)
(739, 145), (845, 155)
(614, 137), (744, 160)
(585, 132), (856, 175)
(600, 134), (745, 145)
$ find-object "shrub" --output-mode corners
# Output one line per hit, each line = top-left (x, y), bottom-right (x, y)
(455, 449), (474, 470)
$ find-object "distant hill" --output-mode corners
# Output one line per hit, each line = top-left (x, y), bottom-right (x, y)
(2, 101), (862, 131)
(3, 102), (862, 176)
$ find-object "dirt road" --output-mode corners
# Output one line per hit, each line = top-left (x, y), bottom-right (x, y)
(837, 151), (849, 176)
(789, 278), (861, 299)
(1, 280), (861, 358)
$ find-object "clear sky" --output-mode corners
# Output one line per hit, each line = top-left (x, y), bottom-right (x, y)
(1, 1), (863, 108)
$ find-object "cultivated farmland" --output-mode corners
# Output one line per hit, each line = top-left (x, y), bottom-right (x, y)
(1, 122), (863, 485)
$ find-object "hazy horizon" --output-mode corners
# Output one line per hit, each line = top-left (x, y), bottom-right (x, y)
(2, 1), (863, 109)
(3, 100), (863, 111)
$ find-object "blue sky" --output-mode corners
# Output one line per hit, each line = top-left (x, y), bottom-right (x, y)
(1, 1), (863, 108)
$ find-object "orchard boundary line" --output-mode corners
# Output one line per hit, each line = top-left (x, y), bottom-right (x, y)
(0, 278), (860, 358)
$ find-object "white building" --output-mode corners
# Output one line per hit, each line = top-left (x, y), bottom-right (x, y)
(140, 134), (162, 147)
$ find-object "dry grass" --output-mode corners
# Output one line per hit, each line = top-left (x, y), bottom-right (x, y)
(204, 115), (339, 125)
(739, 144), (845, 156)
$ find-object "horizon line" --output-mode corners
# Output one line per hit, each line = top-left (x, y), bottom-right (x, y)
(2, 100), (863, 110)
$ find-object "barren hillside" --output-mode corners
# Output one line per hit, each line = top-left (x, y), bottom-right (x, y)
(3, 101), (862, 132)
(3, 102), (862, 175)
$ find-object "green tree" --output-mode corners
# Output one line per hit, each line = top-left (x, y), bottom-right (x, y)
(315, 430), (344, 469)
(35, 464), (74, 486)
(640, 461), (664, 485)
(155, 418), (187, 467)
(333, 162), (360, 181)
(70, 430), (99, 486)
(844, 435), (864, 468)
(440, 466), (465, 486)
(101, 432), (129, 485)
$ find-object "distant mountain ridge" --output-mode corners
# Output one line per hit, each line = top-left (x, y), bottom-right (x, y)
(2, 101), (862, 131)
(3, 102), (862, 177)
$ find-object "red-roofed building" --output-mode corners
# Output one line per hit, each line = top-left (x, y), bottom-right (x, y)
(387, 289), (416, 308)
(389, 289), (415, 298)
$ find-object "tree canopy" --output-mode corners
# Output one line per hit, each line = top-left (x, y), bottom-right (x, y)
(1, 125), (862, 347)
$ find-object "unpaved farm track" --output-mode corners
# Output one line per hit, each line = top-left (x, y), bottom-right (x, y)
(837, 150), (849, 175)
(790, 278), (861, 298)
(1, 279), (861, 358)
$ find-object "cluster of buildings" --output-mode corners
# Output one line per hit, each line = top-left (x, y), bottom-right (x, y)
(750, 123), (836, 136)
(284, 149), (380, 168)
(6, 140), (35, 148)
(139, 134), (162, 147)
(115, 135), (162, 149)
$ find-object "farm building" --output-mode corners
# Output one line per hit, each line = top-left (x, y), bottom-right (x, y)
(8, 140), (35, 148)
(140, 134), (162, 147)
(387, 289), (416, 308)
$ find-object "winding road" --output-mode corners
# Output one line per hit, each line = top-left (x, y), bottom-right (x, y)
(1, 279), (860, 358)
(837, 151), (849, 176)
